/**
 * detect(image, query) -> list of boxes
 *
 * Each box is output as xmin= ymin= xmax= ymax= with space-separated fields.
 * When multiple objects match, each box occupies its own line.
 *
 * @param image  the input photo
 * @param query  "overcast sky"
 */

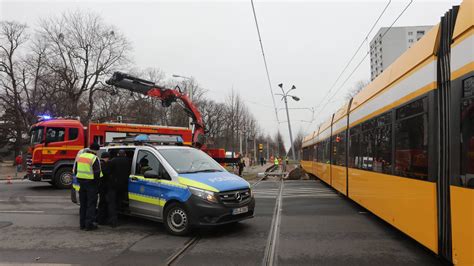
xmin=0 ymin=0 xmax=461 ymax=150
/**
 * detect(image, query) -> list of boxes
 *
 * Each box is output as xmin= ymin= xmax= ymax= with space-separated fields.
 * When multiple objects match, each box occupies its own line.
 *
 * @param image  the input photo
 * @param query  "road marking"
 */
xmin=263 ymin=178 xmax=284 ymax=266
xmin=253 ymin=185 xmax=338 ymax=199
xmin=0 ymin=210 xmax=44 ymax=213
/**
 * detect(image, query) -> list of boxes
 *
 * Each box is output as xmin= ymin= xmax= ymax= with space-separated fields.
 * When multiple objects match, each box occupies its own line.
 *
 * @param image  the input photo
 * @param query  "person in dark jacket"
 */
xmin=74 ymin=143 xmax=102 ymax=231
xmin=107 ymin=149 xmax=132 ymax=227
xmin=237 ymin=155 xmax=245 ymax=177
xmin=97 ymin=152 xmax=111 ymax=225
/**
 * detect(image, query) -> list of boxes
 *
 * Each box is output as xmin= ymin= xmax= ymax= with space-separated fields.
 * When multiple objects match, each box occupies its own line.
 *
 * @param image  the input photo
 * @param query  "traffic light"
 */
xmin=258 ymin=143 xmax=263 ymax=152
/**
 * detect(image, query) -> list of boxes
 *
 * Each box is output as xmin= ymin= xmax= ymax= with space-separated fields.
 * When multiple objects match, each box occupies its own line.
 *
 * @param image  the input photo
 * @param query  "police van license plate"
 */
xmin=232 ymin=206 xmax=248 ymax=215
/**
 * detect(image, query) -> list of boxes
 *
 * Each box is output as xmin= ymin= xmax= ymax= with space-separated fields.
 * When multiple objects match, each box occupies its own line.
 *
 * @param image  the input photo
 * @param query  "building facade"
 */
xmin=370 ymin=26 xmax=433 ymax=80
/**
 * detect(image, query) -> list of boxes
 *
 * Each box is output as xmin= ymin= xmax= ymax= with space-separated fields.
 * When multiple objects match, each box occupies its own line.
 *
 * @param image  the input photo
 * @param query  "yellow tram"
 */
xmin=301 ymin=1 xmax=473 ymax=264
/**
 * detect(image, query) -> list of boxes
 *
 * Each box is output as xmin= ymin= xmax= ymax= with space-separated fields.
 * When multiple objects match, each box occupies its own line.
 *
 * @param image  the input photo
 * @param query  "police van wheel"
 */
xmin=54 ymin=167 xmax=73 ymax=189
xmin=164 ymin=203 xmax=190 ymax=236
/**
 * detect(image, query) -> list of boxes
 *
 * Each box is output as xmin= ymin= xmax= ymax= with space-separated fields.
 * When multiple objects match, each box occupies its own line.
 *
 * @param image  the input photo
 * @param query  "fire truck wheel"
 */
xmin=54 ymin=167 xmax=73 ymax=189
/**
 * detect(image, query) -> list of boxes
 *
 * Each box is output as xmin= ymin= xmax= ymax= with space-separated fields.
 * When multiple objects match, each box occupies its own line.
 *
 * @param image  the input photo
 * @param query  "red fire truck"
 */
xmin=27 ymin=118 xmax=193 ymax=188
xmin=27 ymin=72 xmax=235 ymax=188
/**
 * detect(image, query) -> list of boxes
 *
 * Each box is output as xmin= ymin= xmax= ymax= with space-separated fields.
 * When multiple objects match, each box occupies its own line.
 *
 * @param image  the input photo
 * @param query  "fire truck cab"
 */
xmin=28 ymin=119 xmax=85 ymax=188
xmin=27 ymin=117 xmax=193 ymax=188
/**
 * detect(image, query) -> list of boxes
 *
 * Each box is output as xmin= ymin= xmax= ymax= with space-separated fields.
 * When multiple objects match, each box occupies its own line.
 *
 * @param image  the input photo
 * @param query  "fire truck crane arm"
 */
xmin=105 ymin=72 xmax=206 ymax=148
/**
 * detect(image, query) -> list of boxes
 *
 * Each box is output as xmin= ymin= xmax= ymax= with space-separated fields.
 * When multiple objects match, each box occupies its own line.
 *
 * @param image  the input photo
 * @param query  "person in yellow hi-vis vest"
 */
xmin=74 ymin=143 xmax=103 ymax=231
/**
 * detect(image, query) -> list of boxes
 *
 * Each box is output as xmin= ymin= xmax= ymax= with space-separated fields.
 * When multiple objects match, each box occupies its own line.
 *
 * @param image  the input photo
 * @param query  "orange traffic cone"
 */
xmin=7 ymin=175 xmax=12 ymax=184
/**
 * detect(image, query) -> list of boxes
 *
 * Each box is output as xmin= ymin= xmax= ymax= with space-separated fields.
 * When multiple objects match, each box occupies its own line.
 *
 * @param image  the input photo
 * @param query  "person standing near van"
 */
xmin=108 ymin=149 xmax=132 ymax=227
xmin=97 ymin=152 xmax=111 ymax=225
xmin=74 ymin=143 xmax=102 ymax=231
xmin=237 ymin=155 xmax=245 ymax=177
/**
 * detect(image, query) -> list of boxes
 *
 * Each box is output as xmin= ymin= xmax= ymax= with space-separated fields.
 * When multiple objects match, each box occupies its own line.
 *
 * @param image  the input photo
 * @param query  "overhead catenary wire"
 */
xmin=320 ymin=0 xmax=414 ymax=113
xmin=313 ymin=0 xmax=392 ymax=115
xmin=309 ymin=0 xmax=414 ymax=132
xmin=250 ymin=0 xmax=280 ymax=124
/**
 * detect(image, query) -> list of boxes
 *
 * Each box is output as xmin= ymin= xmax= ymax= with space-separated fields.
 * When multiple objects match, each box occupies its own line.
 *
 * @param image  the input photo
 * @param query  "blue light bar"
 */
xmin=134 ymin=134 xmax=150 ymax=142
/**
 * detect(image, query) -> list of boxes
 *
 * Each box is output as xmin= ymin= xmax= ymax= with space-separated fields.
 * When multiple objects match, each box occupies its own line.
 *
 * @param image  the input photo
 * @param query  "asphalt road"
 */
xmin=0 ymin=179 xmax=442 ymax=265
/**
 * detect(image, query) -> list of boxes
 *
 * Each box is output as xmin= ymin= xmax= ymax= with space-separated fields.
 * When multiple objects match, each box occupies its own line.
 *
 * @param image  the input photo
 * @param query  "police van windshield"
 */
xmin=159 ymin=148 xmax=224 ymax=174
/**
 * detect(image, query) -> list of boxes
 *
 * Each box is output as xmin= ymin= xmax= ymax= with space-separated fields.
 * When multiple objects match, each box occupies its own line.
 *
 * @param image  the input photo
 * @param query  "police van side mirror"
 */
xmin=144 ymin=170 xmax=159 ymax=179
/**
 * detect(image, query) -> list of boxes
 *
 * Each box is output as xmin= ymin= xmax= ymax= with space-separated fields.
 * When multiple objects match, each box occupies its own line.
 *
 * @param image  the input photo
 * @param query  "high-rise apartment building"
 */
xmin=370 ymin=26 xmax=433 ymax=80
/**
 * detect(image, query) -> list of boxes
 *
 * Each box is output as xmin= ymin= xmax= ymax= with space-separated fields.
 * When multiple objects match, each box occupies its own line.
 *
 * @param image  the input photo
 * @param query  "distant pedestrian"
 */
xmin=237 ymin=155 xmax=245 ymax=177
xmin=108 ymin=149 xmax=132 ymax=227
xmin=260 ymin=157 xmax=264 ymax=166
xmin=74 ymin=143 xmax=102 ymax=231
xmin=15 ymin=153 xmax=23 ymax=172
xmin=97 ymin=152 xmax=111 ymax=225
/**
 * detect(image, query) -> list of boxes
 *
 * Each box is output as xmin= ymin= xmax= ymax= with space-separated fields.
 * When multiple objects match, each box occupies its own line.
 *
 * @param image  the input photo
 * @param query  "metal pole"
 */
xmin=266 ymin=139 xmax=269 ymax=161
xmin=245 ymin=131 xmax=248 ymax=157
xmin=239 ymin=130 xmax=243 ymax=155
xmin=253 ymin=136 xmax=257 ymax=165
xmin=284 ymin=96 xmax=296 ymax=161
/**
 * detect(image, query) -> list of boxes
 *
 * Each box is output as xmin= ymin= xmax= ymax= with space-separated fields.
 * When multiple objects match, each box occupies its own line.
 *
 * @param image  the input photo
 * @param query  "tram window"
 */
xmin=374 ymin=124 xmax=392 ymax=174
xmin=325 ymin=139 xmax=331 ymax=164
xmin=313 ymin=145 xmax=317 ymax=162
xmin=396 ymin=97 xmax=427 ymax=119
xmin=395 ymin=98 xmax=428 ymax=180
xmin=316 ymin=142 xmax=324 ymax=163
xmin=320 ymin=141 xmax=325 ymax=163
xmin=349 ymin=125 xmax=361 ymax=168
xmin=319 ymin=139 xmax=330 ymax=164
xmin=461 ymin=77 xmax=474 ymax=188
xmin=360 ymin=128 xmax=375 ymax=170
xmin=349 ymin=132 xmax=360 ymax=168
xmin=332 ymin=132 xmax=346 ymax=166
xmin=463 ymin=76 xmax=474 ymax=97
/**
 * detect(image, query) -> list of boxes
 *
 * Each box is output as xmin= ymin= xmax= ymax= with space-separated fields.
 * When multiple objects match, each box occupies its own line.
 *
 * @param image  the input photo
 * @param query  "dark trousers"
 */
xmin=106 ymin=187 xmax=118 ymax=225
xmin=97 ymin=185 xmax=108 ymax=224
xmin=78 ymin=179 xmax=98 ymax=229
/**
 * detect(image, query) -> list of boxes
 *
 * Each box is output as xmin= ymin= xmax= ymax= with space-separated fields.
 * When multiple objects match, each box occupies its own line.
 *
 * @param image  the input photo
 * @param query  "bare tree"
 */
xmin=37 ymin=10 xmax=130 ymax=121
xmin=345 ymin=79 xmax=369 ymax=100
xmin=0 ymin=21 xmax=29 ymax=156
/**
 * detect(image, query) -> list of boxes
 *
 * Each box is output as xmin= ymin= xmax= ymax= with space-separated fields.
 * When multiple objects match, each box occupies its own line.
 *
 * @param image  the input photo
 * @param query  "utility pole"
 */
xmin=253 ymin=136 xmax=257 ymax=165
xmin=266 ymin=139 xmax=269 ymax=160
xmin=276 ymin=84 xmax=300 ymax=161
xmin=245 ymin=130 xmax=248 ymax=157
xmin=239 ymin=130 xmax=243 ymax=155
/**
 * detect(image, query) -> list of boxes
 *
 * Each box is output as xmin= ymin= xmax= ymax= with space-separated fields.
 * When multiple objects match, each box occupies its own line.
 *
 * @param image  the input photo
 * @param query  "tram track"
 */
xmin=262 ymin=177 xmax=284 ymax=266
xmin=165 ymin=165 xmax=281 ymax=266
xmin=165 ymin=235 xmax=200 ymax=266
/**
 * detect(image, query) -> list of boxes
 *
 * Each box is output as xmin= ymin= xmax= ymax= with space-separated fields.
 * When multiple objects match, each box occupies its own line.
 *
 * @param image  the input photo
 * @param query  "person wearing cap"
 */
xmin=97 ymin=151 xmax=111 ymax=225
xmin=74 ymin=143 xmax=103 ymax=231
xmin=108 ymin=149 xmax=132 ymax=227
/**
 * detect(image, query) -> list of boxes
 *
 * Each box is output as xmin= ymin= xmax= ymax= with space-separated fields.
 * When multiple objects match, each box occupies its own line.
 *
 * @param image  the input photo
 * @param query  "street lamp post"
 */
xmin=276 ymin=83 xmax=300 ymax=161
